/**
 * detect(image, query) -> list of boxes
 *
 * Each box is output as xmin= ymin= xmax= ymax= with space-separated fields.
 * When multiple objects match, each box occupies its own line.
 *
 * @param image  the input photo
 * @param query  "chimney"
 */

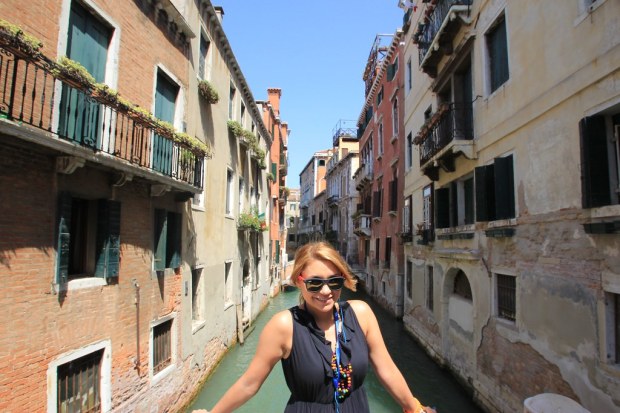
xmin=267 ymin=88 xmax=281 ymax=117
xmin=214 ymin=6 xmax=224 ymax=22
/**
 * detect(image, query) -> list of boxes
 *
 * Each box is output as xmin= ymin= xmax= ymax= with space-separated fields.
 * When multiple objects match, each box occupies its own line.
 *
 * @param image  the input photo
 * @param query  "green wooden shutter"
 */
xmin=166 ymin=212 xmax=182 ymax=269
xmin=275 ymin=240 xmax=280 ymax=264
xmin=435 ymin=187 xmax=450 ymax=229
xmin=579 ymin=116 xmax=610 ymax=208
xmin=154 ymin=208 xmax=167 ymax=271
xmin=56 ymin=192 xmax=72 ymax=284
xmin=153 ymin=72 xmax=178 ymax=175
xmin=95 ymin=200 xmax=121 ymax=279
xmin=475 ymin=165 xmax=495 ymax=221
xmin=59 ymin=2 xmax=109 ymax=147
xmin=494 ymin=155 xmax=515 ymax=219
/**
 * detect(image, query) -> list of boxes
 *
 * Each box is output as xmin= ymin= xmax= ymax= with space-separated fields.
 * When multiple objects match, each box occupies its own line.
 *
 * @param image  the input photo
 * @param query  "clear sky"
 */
xmin=216 ymin=1 xmax=404 ymax=187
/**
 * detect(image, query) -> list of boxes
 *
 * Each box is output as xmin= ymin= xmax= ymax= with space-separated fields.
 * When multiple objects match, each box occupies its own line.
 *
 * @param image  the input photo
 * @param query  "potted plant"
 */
xmin=266 ymin=172 xmax=275 ymax=182
xmin=0 ymin=19 xmax=43 ymax=59
xmin=52 ymin=56 xmax=96 ymax=90
xmin=198 ymin=79 xmax=219 ymax=104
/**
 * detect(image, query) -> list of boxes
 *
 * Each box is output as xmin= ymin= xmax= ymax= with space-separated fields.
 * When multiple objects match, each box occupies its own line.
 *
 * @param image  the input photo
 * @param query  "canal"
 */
xmin=186 ymin=288 xmax=483 ymax=412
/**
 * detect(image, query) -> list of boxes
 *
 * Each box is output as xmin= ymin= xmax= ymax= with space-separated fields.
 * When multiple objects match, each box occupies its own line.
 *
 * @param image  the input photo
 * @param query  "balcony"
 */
xmin=0 ymin=42 xmax=204 ymax=192
xmin=279 ymin=151 xmax=288 ymax=176
xmin=327 ymin=194 xmax=339 ymax=207
xmin=353 ymin=214 xmax=372 ymax=237
xmin=413 ymin=0 xmax=473 ymax=77
xmin=354 ymin=162 xmax=373 ymax=190
xmin=415 ymin=103 xmax=475 ymax=180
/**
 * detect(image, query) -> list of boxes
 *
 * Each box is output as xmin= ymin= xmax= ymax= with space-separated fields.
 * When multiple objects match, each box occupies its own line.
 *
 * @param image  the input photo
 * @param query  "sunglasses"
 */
xmin=298 ymin=275 xmax=345 ymax=292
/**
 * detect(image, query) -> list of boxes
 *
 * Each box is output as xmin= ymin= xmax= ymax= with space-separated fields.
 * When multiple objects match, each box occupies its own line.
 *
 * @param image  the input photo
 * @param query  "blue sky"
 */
xmin=216 ymin=1 xmax=404 ymax=187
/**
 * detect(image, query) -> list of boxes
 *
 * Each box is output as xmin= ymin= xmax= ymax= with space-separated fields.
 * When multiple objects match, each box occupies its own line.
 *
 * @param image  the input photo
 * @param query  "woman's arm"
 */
xmin=349 ymin=300 xmax=435 ymax=413
xmin=205 ymin=310 xmax=293 ymax=413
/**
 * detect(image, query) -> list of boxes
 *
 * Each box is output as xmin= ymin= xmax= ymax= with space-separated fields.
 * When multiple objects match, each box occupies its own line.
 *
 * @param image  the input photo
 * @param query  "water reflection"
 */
xmin=186 ymin=288 xmax=482 ymax=412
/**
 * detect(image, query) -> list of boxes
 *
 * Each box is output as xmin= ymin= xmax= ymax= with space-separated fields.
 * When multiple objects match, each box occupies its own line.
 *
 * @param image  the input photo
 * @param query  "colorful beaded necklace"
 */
xmin=331 ymin=305 xmax=353 ymax=412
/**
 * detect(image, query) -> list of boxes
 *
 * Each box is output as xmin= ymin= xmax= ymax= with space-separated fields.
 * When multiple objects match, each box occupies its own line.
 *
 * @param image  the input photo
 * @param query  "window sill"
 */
xmin=376 ymin=153 xmax=383 ymax=161
xmin=372 ymin=217 xmax=382 ymax=222
xmin=151 ymin=363 xmax=175 ymax=386
xmin=224 ymin=301 xmax=234 ymax=311
xmin=192 ymin=320 xmax=206 ymax=334
xmin=390 ymin=135 xmax=398 ymax=144
xmin=388 ymin=210 xmax=397 ymax=217
xmin=191 ymin=204 xmax=205 ymax=212
xmin=55 ymin=277 xmax=107 ymax=293
xmin=225 ymin=214 xmax=235 ymax=220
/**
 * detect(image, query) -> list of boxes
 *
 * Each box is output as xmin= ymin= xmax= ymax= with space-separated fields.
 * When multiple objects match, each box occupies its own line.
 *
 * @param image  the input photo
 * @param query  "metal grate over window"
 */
xmin=497 ymin=274 xmax=516 ymax=321
xmin=153 ymin=320 xmax=172 ymax=374
xmin=57 ymin=349 xmax=103 ymax=413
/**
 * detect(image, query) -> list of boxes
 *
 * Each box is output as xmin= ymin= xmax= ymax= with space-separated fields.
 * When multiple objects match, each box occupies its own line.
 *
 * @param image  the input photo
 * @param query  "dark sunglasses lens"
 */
xmin=305 ymin=279 xmax=324 ymax=292
xmin=327 ymin=277 xmax=345 ymax=290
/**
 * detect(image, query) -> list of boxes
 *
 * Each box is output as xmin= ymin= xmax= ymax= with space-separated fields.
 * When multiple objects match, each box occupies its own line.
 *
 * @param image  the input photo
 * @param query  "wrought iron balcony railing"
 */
xmin=353 ymin=214 xmax=372 ymax=237
xmin=415 ymin=0 xmax=472 ymax=76
xmin=0 ymin=43 xmax=204 ymax=189
xmin=416 ymin=103 xmax=473 ymax=166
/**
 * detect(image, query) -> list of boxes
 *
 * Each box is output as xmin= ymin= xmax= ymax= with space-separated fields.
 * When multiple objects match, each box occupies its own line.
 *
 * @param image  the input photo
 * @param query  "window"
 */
xmin=152 ymin=319 xmax=173 ymax=375
xmin=199 ymin=34 xmax=211 ymax=80
xmin=241 ymin=102 xmax=246 ymax=125
xmin=57 ymin=349 xmax=103 ymax=413
xmin=225 ymin=169 xmax=233 ymax=215
xmin=373 ymin=185 xmax=383 ymax=218
xmin=405 ymin=132 xmax=413 ymax=170
xmin=392 ymin=98 xmax=399 ymax=137
xmin=496 ymin=273 xmax=516 ymax=322
xmin=56 ymin=193 xmax=120 ymax=284
xmin=475 ymin=154 xmax=516 ymax=221
xmin=426 ymin=266 xmax=434 ymax=311
xmin=403 ymin=195 xmax=412 ymax=235
xmin=487 ymin=15 xmax=509 ymax=93
xmin=422 ymin=184 xmax=433 ymax=231
xmin=192 ymin=267 xmax=204 ymax=324
xmin=377 ymin=86 xmax=384 ymax=105
xmin=453 ymin=270 xmax=472 ymax=300
xmin=192 ymin=163 xmax=206 ymax=209
xmin=154 ymin=209 xmax=182 ymax=271
xmin=385 ymin=237 xmax=391 ymax=267
xmin=375 ymin=238 xmax=380 ymax=266
xmin=154 ymin=71 xmax=179 ymax=175
xmin=224 ymin=261 xmax=233 ymax=306
xmin=378 ymin=123 xmax=384 ymax=155
xmin=436 ymin=176 xmax=474 ymax=228
xmin=238 ymin=176 xmax=245 ymax=214
xmin=382 ymin=280 xmax=386 ymax=295
xmin=228 ymin=83 xmax=236 ymax=119
xmin=389 ymin=178 xmax=398 ymax=213
xmin=387 ymin=56 xmax=399 ymax=82
xmin=406 ymin=57 xmax=412 ymax=92
xmin=579 ymin=113 xmax=620 ymax=208
xmin=406 ymin=260 xmax=412 ymax=299
xmin=59 ymin=1 xmax=111 ymax=146
xmin=604 ymin=292 xmax=620 ymax=364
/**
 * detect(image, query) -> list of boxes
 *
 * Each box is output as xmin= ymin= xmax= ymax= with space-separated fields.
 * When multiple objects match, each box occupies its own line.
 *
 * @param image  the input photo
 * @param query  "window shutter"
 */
xmin=154 ymin=209 xmax=167 ymax=271
xmin=167 ymin=212 xmax=182 ymax=269
xmin=494 ymin=155 xmax=515 ymax=219
xmin=56 ymin=192 xmax=72 ymax=284
xmin=475 ymin=165 xmax=495 ymax=221
xmin=271 ymin=162 xmax=277 ymax=178
xmin=95 ymin=199 xmax=121 ymax=279
xmin=276 ymin=240 xmax=280 ymax=264
xmin=435 ymin=187 xmax=450 ymax=229
xmin=579 ymin=116 xmax=610 ymax=208
xmin=450 ymin=182 xmax=458 ymax=227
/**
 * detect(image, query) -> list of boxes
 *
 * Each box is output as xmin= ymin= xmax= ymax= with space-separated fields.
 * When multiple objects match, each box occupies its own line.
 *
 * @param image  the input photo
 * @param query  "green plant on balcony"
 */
xmin=52 ymin=56 xmax=96 ymax=89
xmin=280 ymin=186 xmax=290 ymax=198
xmin=198 ymin=79 xmax=219 ymax=104
xmin=238 ymin=207 xmax=267 ymax=232
xmin=0 ymin=19 xmax=43 ymax=59
xmin=266 ymin=172 xmax=275 ymax=182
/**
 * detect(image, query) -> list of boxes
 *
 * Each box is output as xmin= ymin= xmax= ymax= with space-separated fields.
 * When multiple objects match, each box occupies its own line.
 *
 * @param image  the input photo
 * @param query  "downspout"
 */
xmin=132 ymin=279 xmax=140 ymax=371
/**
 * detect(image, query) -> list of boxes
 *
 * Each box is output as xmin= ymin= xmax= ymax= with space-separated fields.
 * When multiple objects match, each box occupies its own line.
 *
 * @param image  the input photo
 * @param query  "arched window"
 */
xmin=453 ymin=269 xmax=472 ymax=300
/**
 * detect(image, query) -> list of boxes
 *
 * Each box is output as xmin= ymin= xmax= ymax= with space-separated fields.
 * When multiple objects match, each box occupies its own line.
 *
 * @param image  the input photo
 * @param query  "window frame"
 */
xmin=225 ymin=168 xmax=234 ymax=216
xmin=486 ymin=14 xmax=510 ymax=94
xmin=495 ymin=273 xmax=516 ymax=323
xmin=150 ymin=313 xmax=176 ymax=382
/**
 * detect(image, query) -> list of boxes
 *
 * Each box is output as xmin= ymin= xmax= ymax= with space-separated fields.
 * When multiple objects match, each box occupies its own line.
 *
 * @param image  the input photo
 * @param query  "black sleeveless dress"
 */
xmin=281 ymin=302 xmax=370 ymax=412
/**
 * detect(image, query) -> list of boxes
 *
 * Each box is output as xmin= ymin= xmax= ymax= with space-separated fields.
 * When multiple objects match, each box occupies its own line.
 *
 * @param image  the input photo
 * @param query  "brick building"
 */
xmin=0 ymin=0 xmax=272 ymax=411
xmin=353 ymin=31 xmax=406 ymax=317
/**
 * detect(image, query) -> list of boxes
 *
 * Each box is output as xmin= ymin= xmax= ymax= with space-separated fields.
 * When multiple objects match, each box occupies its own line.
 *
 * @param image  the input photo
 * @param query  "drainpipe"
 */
xmin=132 ymin=279 xmax=140 ymax=370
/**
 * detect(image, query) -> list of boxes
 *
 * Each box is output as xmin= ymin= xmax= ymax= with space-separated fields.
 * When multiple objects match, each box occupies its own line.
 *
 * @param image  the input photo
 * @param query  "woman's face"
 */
xmin=297 ymin=258 xmax=343 ymax=314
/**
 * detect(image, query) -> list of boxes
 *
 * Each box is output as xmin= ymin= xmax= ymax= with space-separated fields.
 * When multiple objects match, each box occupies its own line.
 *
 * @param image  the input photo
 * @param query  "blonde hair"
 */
xmin=290 ymin=241 xmax=357 ymax=293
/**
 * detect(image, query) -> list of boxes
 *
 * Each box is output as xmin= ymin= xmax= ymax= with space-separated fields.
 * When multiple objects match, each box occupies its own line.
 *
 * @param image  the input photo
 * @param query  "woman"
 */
xmin=195 ymin=241 xmax=435 ymax=413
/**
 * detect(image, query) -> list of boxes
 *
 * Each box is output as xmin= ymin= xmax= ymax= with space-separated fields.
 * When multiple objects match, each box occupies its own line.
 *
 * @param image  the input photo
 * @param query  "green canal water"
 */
xmin=186 ymin=288 xmax=483 ymax=413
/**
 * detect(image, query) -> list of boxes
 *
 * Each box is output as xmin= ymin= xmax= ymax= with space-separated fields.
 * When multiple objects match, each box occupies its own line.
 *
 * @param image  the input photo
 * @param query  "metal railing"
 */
xmin=418 ymin=0 xmax=472 ymax=65
xmin=0 ymin=44 xmax=204 ymax=188
xmin=418 ymin=103 xmax=473 ymax=165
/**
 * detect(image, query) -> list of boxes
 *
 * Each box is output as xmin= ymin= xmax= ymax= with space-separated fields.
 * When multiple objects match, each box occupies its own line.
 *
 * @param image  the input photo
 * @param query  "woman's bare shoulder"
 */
xmin=263 ymin=309 xmax=293 ymax=335
xmin=346 ymin=299 xmax=372 ymax=314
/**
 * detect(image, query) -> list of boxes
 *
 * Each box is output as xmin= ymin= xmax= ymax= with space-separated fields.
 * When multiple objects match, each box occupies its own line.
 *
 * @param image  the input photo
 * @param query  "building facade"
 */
xmin=400 ymin=0 xmax=620 ymax=412
xmin=298 ymin=149 xmax=331 ymax=244
xmin=354 ymin=32 xmax=406 ymax=317
xmin=0 ymin=0 xmax=273 ymax=411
